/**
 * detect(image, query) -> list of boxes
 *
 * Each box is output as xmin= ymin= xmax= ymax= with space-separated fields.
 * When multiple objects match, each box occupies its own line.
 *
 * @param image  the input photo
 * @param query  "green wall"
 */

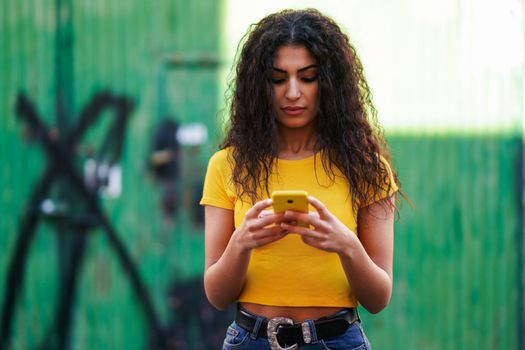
xmin=0 ymin=1 xmax=522 ymax=349
xmin=1 ymin=1 xmax=224 ymax=348
xmin=362 ymin=134 xmax=522 ymax=349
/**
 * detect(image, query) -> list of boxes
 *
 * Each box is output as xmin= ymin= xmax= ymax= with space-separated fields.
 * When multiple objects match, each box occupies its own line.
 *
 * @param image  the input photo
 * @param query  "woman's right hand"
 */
xmin=204 ymin=198 xmax=287 ymax=309
xmin=232 ymin=198 xmax=288 ymax=251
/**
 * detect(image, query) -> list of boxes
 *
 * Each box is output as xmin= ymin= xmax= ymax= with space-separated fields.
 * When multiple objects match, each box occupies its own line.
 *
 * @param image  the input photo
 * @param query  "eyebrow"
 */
xmin=272 ymin=64 xmax=317 ymax=73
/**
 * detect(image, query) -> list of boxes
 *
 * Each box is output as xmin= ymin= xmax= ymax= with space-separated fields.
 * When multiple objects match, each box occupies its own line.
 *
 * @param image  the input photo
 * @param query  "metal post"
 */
xmin=55 ymin=0 xmax=74 ymax=128
xmin=518 ymin=0 xmax=525 ymax=350
xmin=53 ymin=1 xmax=80 ymax=348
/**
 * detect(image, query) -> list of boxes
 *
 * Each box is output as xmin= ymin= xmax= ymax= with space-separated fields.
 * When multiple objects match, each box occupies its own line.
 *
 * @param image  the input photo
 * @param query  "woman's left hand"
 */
xmin=280 ymin=196 xmax=357 ymax=255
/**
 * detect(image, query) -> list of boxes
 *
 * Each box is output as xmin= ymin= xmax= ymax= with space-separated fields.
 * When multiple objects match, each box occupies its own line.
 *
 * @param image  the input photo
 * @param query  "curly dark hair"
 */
xmin=221 ymin=8 xmax=400 ymax=210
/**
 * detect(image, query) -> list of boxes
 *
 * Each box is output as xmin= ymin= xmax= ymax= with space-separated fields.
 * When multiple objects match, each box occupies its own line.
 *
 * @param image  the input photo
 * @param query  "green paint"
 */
xmin=0 ymin=0 xmax=522 ymax=349
xmin=360 ymin=134 xmax=521 ymax=350
xmin=54 ymin=0 xmax=75 ymax=127
xmin=1 ymin=0 xmax=222 ymax=348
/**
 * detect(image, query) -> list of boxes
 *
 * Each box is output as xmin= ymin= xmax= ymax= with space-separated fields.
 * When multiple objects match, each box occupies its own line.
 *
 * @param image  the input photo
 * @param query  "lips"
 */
xmin=282 ymin=106 xmax=306 ymax=115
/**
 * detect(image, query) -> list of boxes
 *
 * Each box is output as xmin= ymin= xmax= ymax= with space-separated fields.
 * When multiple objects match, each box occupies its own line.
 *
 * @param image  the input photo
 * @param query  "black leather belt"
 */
xmin=235 ymin=306 xmax=358 ymax=346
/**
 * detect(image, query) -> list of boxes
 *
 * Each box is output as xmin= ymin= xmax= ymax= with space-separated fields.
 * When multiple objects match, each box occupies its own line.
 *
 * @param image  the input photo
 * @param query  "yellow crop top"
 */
xmin=200 ymin=148 xmax=398 ymax=307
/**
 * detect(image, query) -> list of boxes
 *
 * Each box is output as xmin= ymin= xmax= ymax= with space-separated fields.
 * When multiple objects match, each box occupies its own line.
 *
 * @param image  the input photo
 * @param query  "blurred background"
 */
xmin=0 ymin=0 xmax=523 ymax=349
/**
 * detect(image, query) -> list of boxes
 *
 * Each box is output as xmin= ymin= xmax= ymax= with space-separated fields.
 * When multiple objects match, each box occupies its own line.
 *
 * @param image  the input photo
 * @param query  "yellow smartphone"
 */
xmin=271 ymin=190 xmax=309 ymax=227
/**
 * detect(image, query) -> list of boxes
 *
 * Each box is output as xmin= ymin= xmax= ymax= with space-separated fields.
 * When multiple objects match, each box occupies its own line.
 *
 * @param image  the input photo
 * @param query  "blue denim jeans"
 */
xmin=222 ymin=319 xmax=372 ymax=350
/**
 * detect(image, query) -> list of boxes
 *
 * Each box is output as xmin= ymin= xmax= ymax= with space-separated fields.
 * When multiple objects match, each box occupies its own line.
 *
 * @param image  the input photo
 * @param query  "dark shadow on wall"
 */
xmin=148 ymin=118 xmax=205 ymax=229
xmin=166 ymin=278 xmax=235 ymax=349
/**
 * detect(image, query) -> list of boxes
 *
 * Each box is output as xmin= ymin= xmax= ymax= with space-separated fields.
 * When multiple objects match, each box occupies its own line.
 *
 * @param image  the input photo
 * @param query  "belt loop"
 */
xmin=355 ymin=308 xmax=361 ymax=323
xmin=306 ymin=319 xmax=318 ymax=344
xmin=250 ymin=315 xmax=265 ymax=340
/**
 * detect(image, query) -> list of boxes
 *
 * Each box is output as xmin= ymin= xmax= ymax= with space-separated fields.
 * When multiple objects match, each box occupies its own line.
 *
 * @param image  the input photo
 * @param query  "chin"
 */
xmin=278 ymin=119 xmax=316 ymax=130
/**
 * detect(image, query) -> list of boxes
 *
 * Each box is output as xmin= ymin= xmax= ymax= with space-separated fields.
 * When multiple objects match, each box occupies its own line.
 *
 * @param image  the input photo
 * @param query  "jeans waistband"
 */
xmin=235 ymin=306 xmax=359 ymax=345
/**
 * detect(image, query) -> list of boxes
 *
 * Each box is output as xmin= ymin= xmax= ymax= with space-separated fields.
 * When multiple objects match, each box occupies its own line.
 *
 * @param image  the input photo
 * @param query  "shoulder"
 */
xmin=208 ymin=147 xmax=233 ymax=165
xmin=378 ymin=155 xmax=394 ymax=173
xmin=377 ymin=154 xmax=399 ymax=193
xmin=201 ymin=148 xmax=237 ymax=208
xmin=205 ymin=147 xmax=236 ymax=175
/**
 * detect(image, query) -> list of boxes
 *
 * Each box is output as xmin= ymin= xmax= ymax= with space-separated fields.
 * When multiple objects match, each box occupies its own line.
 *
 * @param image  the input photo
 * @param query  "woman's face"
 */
xmin=271 ymin=45 xmax=319 ymax=130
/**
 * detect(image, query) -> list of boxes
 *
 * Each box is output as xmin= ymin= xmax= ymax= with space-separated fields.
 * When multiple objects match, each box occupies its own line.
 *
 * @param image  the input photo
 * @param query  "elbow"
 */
xmin=205 ymin=291 xmax=230 ymax=311
xmin=362 ymin=291 xmax=392 ymax=314
xmin=207 ymin=299 xmax=229 ymax=311
xmin=203 ymin=274 xmax=233 ymax=311
xmin=364 ymin=303 xmax=388 ymax=314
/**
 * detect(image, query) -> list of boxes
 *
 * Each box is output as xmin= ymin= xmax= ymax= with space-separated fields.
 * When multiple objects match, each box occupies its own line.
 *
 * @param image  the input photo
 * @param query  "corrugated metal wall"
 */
xmin=1 ymin=0 xmax=524 ymax=349
xmin=1 ymin=1 xmax=226 ymax=349
xmin=365 ymin=134 xmax=522 ymax=349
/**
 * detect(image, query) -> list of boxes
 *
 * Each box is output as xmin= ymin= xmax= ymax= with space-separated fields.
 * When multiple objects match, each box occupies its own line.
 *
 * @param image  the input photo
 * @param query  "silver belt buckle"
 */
xmin=267 ymin=317 xmax=298 ymax=350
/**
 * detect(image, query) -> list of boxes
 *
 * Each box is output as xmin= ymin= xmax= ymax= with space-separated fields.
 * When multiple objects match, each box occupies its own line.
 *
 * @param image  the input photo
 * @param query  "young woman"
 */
xmin=200 ymin=9 xmax=400 ymax=350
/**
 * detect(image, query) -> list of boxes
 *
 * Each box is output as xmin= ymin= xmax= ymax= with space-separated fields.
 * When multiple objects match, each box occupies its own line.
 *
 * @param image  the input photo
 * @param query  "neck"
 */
xmin=277 ymin=125 xmax=317 ymax=160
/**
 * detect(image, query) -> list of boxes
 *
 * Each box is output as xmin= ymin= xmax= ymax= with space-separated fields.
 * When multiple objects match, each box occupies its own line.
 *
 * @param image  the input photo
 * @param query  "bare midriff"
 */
xmin=240 ymin=302 xmax=347 ymax=322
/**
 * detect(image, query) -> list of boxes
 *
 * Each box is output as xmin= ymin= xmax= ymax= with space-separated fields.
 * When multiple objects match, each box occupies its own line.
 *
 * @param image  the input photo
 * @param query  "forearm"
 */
xmin=204 ymin=231 xmax=251 ymax=310
xmin=338 ymin=240 xmax=392 ymax=314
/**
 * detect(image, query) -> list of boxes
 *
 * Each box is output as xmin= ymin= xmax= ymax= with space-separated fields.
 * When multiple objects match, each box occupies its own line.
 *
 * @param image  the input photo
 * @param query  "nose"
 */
xmin=285 ymin=78 xmax=301 ymax=100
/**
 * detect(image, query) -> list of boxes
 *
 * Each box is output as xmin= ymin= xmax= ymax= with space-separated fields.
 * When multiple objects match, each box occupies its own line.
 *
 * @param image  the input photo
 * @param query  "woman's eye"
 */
xmin=302 ymin=75 xmax=318 ymax=83
xmin=271 ymin=78 xmax=286 ymax=84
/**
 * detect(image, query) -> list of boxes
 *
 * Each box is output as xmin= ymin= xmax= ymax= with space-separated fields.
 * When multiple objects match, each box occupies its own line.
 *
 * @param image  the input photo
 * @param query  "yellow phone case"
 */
xmin=271 ymin=190 xmax=308 ymax=213
xmin=272 ymin=190 xmax=309 ymax=227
